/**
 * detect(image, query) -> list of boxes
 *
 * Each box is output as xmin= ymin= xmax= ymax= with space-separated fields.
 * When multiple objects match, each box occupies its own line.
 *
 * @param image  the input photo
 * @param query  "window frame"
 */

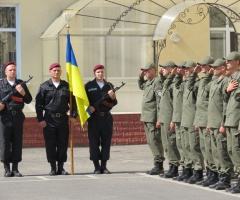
xmin=0 ymin=4 xmax=20 ymax=78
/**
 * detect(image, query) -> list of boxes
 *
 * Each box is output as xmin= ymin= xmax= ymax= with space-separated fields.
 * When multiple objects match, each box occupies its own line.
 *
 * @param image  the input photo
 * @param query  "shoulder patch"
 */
xmin=155 ymin=87 xmax=162 ymax=97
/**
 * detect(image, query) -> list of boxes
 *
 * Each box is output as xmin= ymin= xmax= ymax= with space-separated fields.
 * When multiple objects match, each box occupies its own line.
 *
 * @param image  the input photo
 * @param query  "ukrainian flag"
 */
xmin=66 ymin=34 xmax=90 ymax=127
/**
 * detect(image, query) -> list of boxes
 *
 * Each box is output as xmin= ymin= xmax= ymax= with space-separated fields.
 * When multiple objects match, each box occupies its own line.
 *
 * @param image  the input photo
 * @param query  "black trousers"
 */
xmin=0 ymin=111 xmax=25 ymax=163
xmin=87 ymin=112 xmax=113 ymax=161
xmin=43 ymin=113 xmax=69 ymax=163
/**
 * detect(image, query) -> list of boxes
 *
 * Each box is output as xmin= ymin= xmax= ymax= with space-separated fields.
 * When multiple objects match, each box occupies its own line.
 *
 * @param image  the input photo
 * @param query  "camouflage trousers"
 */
xmin=144 ymin=122 xmax=165 ymax=163
xmin=160 ymin=123 xmax=180 ymax=166
xmin=175 ymin=123 xmax=185 ymax=167
xmin=199 ymin=127 xmax=216 ymax=172
xmin=210 ymin=128 xmax=233 ymax=175
xmin=185 ymin=126 xmax=204 ymax=170
xmin=226 ymin=126 xmax=240 ymax=174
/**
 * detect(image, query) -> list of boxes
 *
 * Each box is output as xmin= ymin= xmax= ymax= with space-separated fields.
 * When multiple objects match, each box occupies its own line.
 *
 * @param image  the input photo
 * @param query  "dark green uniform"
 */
xmin=207 ymin=76 xmax=233 ymax=176
xmin=158 ymin=75 xmax=180 ymax=167
xmin=139 ymin=76 xmax=165 ymax=165
xmin=189 ymin=73 xmax=214 ymax=174
xmin=172 ymin=74 xmax=185 ymax=167
xmin=224 ymin=71 xmax=240 ymax=174
xmin=181 ymin=76 xmax=204 ymax=171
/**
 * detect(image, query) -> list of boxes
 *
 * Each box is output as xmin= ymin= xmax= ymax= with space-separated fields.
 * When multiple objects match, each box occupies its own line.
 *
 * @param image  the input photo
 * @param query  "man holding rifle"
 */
xmin=85 ymin=64 xmax=117 ymax=174
xmin=0 ymin=61 xmax=32 ymax=177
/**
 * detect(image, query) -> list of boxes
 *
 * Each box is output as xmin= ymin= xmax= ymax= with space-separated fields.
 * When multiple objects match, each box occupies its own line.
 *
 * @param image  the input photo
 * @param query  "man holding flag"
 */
xmin=85 ymin=64 xmax=118 ymax=174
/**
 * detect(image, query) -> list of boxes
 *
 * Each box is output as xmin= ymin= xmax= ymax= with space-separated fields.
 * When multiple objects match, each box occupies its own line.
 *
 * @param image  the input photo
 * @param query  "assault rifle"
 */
xmin=94 ymin=82 xmax=126 ymax=107
xmin=1 ymin=75 xmax=33 ymax=104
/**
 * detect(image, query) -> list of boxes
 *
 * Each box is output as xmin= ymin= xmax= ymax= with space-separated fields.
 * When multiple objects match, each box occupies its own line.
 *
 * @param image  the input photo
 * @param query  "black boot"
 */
xmin=214 ymin=174 xmax=231 ymax=190
xmin=160 ymin=165 xmax=172 ymax=177
xmin=179 ymin=168 xmax=193 ymax=182
xmin=57 ymin=162 xmax=68 ymax=175
xmin=12 ymin=162 xmax=22 ymax=177
xmin=196 ymin=169 xmax=212 ymax=186
xmin=188 ymin=170 xmax=203 ymax=184
xmin=49 ymin=162 xmax=56 ymax=176
xmin=101 ymin=160 xmax=111 ymax=174
xmin=3 ymin=162 xmax=11 ymax=177
xmin=173 ymin=167 xmax=184 ymax=181
xmin=202 ymin=171 xmax=219 ymax=187
xmin=93 ymin=160 xmax=101 ymax=174
xmin=231 ymin=179 xmax=240 ymax=194
xmin=148 ymin=162 xmax=164 ymax=175
xmin=164 ymin=165 xmax=178 ymax=178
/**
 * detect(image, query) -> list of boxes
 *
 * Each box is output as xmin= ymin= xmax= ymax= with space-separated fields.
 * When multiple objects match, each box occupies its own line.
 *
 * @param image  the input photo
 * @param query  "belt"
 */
xmin=6 ymin=110 xmax=22 ymax=115
xmin=97 ymin=111 xmax=110 ymax=117
xmin=48 ymin=112 xmax=66 ymax=118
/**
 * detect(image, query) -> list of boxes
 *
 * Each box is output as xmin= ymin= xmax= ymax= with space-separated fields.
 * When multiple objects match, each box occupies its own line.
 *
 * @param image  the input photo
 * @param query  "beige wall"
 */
xmin=159 ymin=5 xmax=210 ymax=65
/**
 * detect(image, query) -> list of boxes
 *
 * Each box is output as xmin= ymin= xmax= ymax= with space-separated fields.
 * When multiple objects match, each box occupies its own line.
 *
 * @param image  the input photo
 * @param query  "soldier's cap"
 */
xmin=49 ymin=63 xmax=61 ymax=70
xmin=176 ymin=61 xmax=187 ymax=67
xmin=159 ymin=61 xmax=176 ymax=68
xmin=210 ymin=58 xmax=226 ymax=67
xmin=141 ymin=62 xmax=156 ymax=70
xmin=93 ymin=64 xmax=104 ymax=72
xmin=223 ymin=51 xmax=240 ymax=61
xmin=4 ymin=61 xmax=16 ymax=69
xmin=183 ymin=61 xmax=197 ymax=68
xmin=197 ymin=56 xmax=215 ymax=65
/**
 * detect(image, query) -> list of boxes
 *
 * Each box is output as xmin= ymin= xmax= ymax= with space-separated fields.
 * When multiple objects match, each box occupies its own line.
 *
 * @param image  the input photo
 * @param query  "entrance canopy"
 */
xmin=41 ymin=0 xmax=240 ymax=40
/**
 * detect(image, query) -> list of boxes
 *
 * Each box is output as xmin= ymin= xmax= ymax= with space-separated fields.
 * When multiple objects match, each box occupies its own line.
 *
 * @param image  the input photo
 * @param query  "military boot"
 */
xmin=164 ymin=165 xmax=178 ymax=178
xmin=12 ymin=162 xmax=23 ymax=177
xmin=202 ymin=171 xmax=219 ymax=187
xmin=148 ymin=162 xmax=164 ymax=175
xmin=179 ymin=168 xmax=193 ymax=182
xmin=101 ymin=160 xmax=111 ymax=174
xmin=57 ymin=162 xmax=68 ymax=175
xmin=49 ymin=162 xmax=57 ymax=176
xmin=231 ymin=179 xmax=240 ymax=194
xmin=159 ymin=165 xmax=172 ymax=177
xmin=173 ymin=167 xmax=184 ymax=181
xmin=188 ymin=170 xmax=203 ymax=184
xmin=3 ymin=162 xmax=11 ymax=177
xmin=196 ymin=168 xmax=212 ymax=186
xmin=225 ymin=178 xmax=239 ymax=193
xmin=93 ymin=160 xmax=101 ymax=174
xmin=214 ymin=174 xmax=231 ymax=190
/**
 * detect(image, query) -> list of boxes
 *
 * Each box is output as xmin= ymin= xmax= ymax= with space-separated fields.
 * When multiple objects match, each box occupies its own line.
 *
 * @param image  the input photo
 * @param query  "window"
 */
xmin=209 ymin=7 xmax=236 ymax=59
xmin=0 ymin=6 xmax=17 ymax=78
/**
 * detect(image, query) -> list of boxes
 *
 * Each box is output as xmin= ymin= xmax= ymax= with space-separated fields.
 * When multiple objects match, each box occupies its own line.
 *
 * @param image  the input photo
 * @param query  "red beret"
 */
xmin=49 ymin=63 xmax=61 ymax=70
xmin=93 ymin=64 xmax=104 ymax=72
xmin=4 ymin=61 xmax=16 ymax=69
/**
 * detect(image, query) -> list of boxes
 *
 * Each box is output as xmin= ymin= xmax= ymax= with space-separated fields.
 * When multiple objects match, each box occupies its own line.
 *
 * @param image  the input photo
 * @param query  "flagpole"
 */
xmin=65 ymin=13 xmax=74 ymax=175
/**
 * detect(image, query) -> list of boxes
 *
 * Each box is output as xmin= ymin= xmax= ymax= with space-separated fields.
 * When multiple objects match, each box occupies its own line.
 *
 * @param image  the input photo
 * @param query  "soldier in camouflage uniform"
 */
xmin=202 ymin=58 xmax=234 ymax=189
xmin=170 ymin=61 xmax=188 ymax=181
xmin=138 ymin=62 xmax=165 ymax=175
xmin=181 ymin=61 xmax=204 ymax=184
xmin=158 ymin=61 xmax=181 ymax=178
xmin=188 ymin=56 xmax=215 ymax=185
xmin=222 ymin=52 xmax=240 ymax=194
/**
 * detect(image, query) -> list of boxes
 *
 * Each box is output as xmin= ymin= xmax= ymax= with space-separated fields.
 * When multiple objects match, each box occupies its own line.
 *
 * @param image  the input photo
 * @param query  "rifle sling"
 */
xmin=11 ymin=96 xmax=23 ymax=102
xmin=102 ymin=100 xmax=113 ymax=108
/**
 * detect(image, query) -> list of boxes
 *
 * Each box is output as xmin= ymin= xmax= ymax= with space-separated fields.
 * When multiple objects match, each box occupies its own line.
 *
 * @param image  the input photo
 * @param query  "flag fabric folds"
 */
xmin=66 ymin=34 xmax=90 ymax=127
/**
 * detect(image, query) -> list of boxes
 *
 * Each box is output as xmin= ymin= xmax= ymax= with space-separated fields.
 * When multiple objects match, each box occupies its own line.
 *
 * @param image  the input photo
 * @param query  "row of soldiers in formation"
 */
xmin=139 ymin=51 xmax=240 ymax=194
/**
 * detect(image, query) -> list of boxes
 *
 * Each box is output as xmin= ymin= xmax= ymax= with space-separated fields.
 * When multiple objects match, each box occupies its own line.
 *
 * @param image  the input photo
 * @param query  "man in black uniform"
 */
xmin=85 ymin=64 xmax=117 ymax=174
xmin=35 ymin=63 xmax=77 ymax=176
xmin=0 ymin=61 xmax=32 ymax=177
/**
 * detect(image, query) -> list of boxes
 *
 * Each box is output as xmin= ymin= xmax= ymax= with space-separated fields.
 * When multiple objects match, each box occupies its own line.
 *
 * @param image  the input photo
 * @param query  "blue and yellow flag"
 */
xmin=66 ymin=34 xmax=90 ymax=127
